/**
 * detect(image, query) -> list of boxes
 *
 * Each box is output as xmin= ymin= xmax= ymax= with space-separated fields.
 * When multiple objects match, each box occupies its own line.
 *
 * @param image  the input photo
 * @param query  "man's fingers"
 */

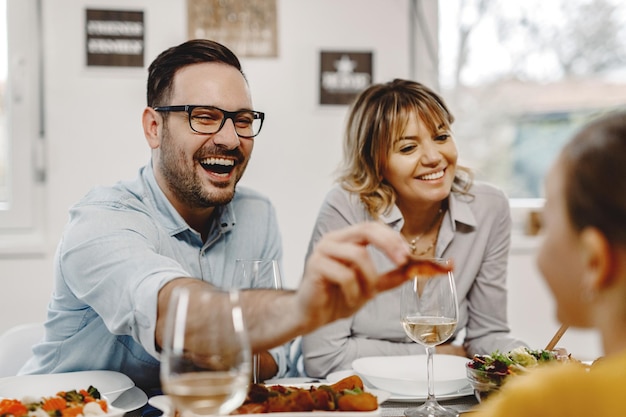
xmin=312 ymin=232 xmax=381 ymax=295
xmin=325 ymin=222 xmax=410 ymax=266
xmin=307 ymin=252 xmax=362 ymax=302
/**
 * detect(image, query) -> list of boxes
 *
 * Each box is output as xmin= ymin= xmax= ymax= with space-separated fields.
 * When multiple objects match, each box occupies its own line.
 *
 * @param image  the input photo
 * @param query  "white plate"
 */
xmin=352 ymin=355 xmax=468 ymax=397
xmin=110 ymin=386 xmax=148 ymax=412
xmin=0 ymin=394 xmax=126 ymax=417
xmin=149 ymin=383 xmax=390 ymax=417
xmin=265 ymin=377 xmax=325 ymax=385
xmin=327 ymin=369 xmax=473 ymax=403
xmin=0 ymin=370 xmax=135 ymax=402
xmin=102 ymin=405 xmax=125 ymax=417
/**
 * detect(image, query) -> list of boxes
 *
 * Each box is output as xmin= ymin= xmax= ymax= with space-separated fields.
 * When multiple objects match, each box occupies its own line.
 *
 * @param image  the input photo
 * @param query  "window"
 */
xmin=0 ymin=0 xmax=44 ymax=248
xmin=438 ymin=0 xmax=626 ymax=203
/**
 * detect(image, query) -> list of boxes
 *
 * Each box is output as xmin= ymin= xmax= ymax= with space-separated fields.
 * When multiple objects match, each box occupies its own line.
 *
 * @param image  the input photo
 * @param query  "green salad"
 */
xmin=467 ymin=347 xmax=561 ymax=386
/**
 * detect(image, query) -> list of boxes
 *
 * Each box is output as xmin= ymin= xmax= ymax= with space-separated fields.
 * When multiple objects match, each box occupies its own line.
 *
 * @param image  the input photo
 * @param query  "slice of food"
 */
xmin=403 ymin=257 xmax=454 ymax=277
xmin=231 ymin=374 xmax=378 ymax=414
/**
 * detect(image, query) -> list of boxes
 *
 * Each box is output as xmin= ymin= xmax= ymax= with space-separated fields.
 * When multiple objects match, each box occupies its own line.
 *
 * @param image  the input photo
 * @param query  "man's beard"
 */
xmin=158 ymin=127 xmax=247 ymax=209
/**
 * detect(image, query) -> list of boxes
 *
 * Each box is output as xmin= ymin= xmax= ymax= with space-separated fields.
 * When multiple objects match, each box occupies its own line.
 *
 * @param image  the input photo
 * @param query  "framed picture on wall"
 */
xmin=187 ymin=0 xmax=278 ymax=58
xmin=319 ymin=51 xmax=372 ymax=105
xmin=85 ymin=9 xmax=144 ymax=67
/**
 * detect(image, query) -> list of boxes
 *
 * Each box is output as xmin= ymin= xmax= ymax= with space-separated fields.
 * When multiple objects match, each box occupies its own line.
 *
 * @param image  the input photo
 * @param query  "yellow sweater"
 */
xmin=472 ymin=350 xmax=626 ymax=417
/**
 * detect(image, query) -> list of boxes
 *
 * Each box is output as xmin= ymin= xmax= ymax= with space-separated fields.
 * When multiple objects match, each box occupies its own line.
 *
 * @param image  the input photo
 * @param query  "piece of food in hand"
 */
xmin=377 ymin=258 xmax=454 ymax=292
xmin=404 ymin=257 xmax=453 ymax=277
xmin=0 ymin=386 xmax=108 ymax=417
xmin=231 ymin=375 xmax=378 ymax=414
xmin=390 ymin=257 xmax=454 ymax=282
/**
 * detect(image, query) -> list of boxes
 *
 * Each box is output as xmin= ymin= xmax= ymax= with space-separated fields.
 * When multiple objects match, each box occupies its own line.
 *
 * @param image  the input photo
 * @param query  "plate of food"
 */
xmin=0 ymin=385 xmax=125 ymax=417
xmin=0 ymin=370 xmax=135 ymax=402
xmin=149 ymin=374 xmax=390 ymax=416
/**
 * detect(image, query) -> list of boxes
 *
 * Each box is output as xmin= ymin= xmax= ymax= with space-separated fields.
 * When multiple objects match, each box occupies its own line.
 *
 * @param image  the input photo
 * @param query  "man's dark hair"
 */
xmin=146 ymin=39 xmax=244 ymax=107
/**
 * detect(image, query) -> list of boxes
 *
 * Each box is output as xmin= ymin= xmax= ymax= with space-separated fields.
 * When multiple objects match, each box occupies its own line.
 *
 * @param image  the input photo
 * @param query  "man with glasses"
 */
xmin=20 ymin=39 xmax=426 ymax=391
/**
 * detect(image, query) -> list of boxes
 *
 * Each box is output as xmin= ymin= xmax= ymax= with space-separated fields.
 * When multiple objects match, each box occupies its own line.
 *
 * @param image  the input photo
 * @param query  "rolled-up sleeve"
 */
xmin=60 ymin=201 xmax=190 ymax=359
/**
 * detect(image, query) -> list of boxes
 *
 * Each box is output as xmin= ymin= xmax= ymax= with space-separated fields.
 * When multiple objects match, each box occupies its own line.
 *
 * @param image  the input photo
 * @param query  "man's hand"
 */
xmin=158 ymin=222 xmax=454 ymax=355
xmin=293 ymin=222 xmax=417 ymax=331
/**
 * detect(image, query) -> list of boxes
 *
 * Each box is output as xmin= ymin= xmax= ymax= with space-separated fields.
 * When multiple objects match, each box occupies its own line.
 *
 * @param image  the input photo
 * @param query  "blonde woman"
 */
xmin=302 ymin=79 xmax=526 ymax=378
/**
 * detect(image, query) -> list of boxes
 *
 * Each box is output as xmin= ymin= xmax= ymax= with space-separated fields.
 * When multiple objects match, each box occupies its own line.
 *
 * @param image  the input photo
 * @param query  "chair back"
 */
xmin=0 ymin=322 xmax=44 ymax=377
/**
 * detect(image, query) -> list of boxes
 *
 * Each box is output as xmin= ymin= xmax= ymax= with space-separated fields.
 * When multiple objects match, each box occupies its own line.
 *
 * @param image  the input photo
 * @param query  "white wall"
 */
xmin=232 ymin=0 xmax=414 ymax=284
xmin=0 ymin=0 xmax=413 ymax=325
xmin=507 ymin=243 xmax=602 ymax=361
xmin=0 ymin=0 xmax=603 ymax=361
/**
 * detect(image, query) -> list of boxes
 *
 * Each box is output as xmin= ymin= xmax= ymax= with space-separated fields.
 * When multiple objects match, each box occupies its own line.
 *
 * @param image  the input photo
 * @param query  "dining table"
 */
xmin=122 ymin=388 xmax=479 ymax=417
xmin=124 ymin=400 xmax=478 ymax=417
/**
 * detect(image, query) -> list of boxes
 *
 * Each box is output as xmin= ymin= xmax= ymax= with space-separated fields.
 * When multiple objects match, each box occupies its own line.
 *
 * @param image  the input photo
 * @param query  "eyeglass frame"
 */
xmin=152 ymin=104 xmax=265 ymax=138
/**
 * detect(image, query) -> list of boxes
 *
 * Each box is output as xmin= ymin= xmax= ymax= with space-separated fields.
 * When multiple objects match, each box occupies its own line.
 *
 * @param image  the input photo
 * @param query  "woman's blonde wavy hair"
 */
xmin=338 ymin=79 xmax=473 ymax=219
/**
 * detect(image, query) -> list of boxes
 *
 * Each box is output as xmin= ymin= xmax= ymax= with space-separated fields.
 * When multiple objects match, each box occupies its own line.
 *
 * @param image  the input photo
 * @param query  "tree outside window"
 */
xmin=439 ymin=0 xmax=626 ymax=200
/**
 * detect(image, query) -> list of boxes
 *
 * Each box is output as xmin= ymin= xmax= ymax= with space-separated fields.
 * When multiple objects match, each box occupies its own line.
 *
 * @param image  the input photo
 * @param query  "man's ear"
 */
xmin=580 ymin=227 xmax=614 ymax=290
xmin=142 ymin=107 xmax=161 ymax=149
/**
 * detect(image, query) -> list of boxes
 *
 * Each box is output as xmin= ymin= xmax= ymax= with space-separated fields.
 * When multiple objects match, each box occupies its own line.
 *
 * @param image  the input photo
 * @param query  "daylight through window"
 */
xmin=438 ymin=0 xmax=626 ymax=201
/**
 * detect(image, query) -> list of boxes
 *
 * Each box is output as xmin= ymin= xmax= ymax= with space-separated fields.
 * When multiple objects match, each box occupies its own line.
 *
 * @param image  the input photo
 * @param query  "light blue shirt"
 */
xmin=21 ymin=162 xmax=289 ymax=390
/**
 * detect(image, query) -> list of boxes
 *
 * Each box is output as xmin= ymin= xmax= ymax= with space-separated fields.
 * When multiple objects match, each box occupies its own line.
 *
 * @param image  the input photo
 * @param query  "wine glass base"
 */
xmin=404 ymin=400 xmax=459 ymax=417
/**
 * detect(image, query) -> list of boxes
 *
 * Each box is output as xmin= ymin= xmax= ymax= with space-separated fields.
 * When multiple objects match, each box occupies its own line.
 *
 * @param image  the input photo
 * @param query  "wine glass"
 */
xmin=160 ymin=286 xmax=251 ymax=416
xmin=232 ymin=259 xmax=283 ymax=383
xmin=400 ymin=258 xmax=459 ymax=417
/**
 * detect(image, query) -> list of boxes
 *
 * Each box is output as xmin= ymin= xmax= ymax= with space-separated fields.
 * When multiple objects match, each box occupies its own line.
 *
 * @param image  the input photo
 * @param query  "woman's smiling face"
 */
xmin=382 ymin=112 xmax=458 ymax=206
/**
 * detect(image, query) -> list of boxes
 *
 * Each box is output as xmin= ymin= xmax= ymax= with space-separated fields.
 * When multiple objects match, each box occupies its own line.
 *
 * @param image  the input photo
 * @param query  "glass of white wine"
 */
xmin=400 ymin=258 xmax=459 ymax=417
xmin=160 ymin=286 xmax=251 ymax=416
xmin=232 ymin=259 xmax=283 ymax=383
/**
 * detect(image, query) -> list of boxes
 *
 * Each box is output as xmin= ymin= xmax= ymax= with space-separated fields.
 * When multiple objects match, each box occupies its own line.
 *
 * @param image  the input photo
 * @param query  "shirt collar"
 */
xmin=379 ymin=190 xmax=477 ymax=231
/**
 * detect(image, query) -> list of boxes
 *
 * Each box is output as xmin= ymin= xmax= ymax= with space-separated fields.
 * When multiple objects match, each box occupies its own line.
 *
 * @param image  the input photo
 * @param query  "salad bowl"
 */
xmin=465 ymin=347 xmax=569 ymax=402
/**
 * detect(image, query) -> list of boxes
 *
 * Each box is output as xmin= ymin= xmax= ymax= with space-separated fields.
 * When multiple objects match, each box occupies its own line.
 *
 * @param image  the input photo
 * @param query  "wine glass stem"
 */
xmin=253 ymin=353 xmax=260 ymax=384
xmin=425 ymin=345 xmax=437 ymax=403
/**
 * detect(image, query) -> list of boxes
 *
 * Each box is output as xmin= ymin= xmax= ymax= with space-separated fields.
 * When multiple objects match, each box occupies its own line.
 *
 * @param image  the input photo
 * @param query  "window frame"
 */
xmin=0 ymin=0 xmax=45 ymax=253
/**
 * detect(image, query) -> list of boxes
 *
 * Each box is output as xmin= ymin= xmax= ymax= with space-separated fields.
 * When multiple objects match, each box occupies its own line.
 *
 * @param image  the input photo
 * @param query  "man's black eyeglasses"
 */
xmin=153 ymin=105 xmax=265 ymax=138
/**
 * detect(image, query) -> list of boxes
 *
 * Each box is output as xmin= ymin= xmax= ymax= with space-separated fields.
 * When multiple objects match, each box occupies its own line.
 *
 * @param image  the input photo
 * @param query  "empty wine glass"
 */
xmin=160 ymin=286 xmax=251 ymax=416
xmin=400 ymin=258 xmax=459 ymax=417
xmin=232 ymin=259 xmax=283 ymax=383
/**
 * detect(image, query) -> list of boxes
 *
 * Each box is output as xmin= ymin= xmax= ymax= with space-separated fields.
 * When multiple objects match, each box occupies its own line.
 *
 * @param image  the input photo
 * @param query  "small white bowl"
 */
xmin=352 ymin=354 xmax=468 ymax=397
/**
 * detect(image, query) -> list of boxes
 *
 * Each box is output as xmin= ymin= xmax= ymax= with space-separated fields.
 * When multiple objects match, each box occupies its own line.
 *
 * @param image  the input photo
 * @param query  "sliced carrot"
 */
xmin=42 ymin=396 xmax=68 ymax=411
xmin=0 ymin=399 xmax=29 ymax=417
xmin=61 ymin=405 xmax=84 ymax=417
xmin=95 ymin=399 xmax=108 ymax=413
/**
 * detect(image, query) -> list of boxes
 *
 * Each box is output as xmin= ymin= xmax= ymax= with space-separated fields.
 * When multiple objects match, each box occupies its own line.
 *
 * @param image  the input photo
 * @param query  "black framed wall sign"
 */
xmin=86 ymin=9 xmax=144 ymax=67
xmin=319 ymin=51 xmax=372 ymax=105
